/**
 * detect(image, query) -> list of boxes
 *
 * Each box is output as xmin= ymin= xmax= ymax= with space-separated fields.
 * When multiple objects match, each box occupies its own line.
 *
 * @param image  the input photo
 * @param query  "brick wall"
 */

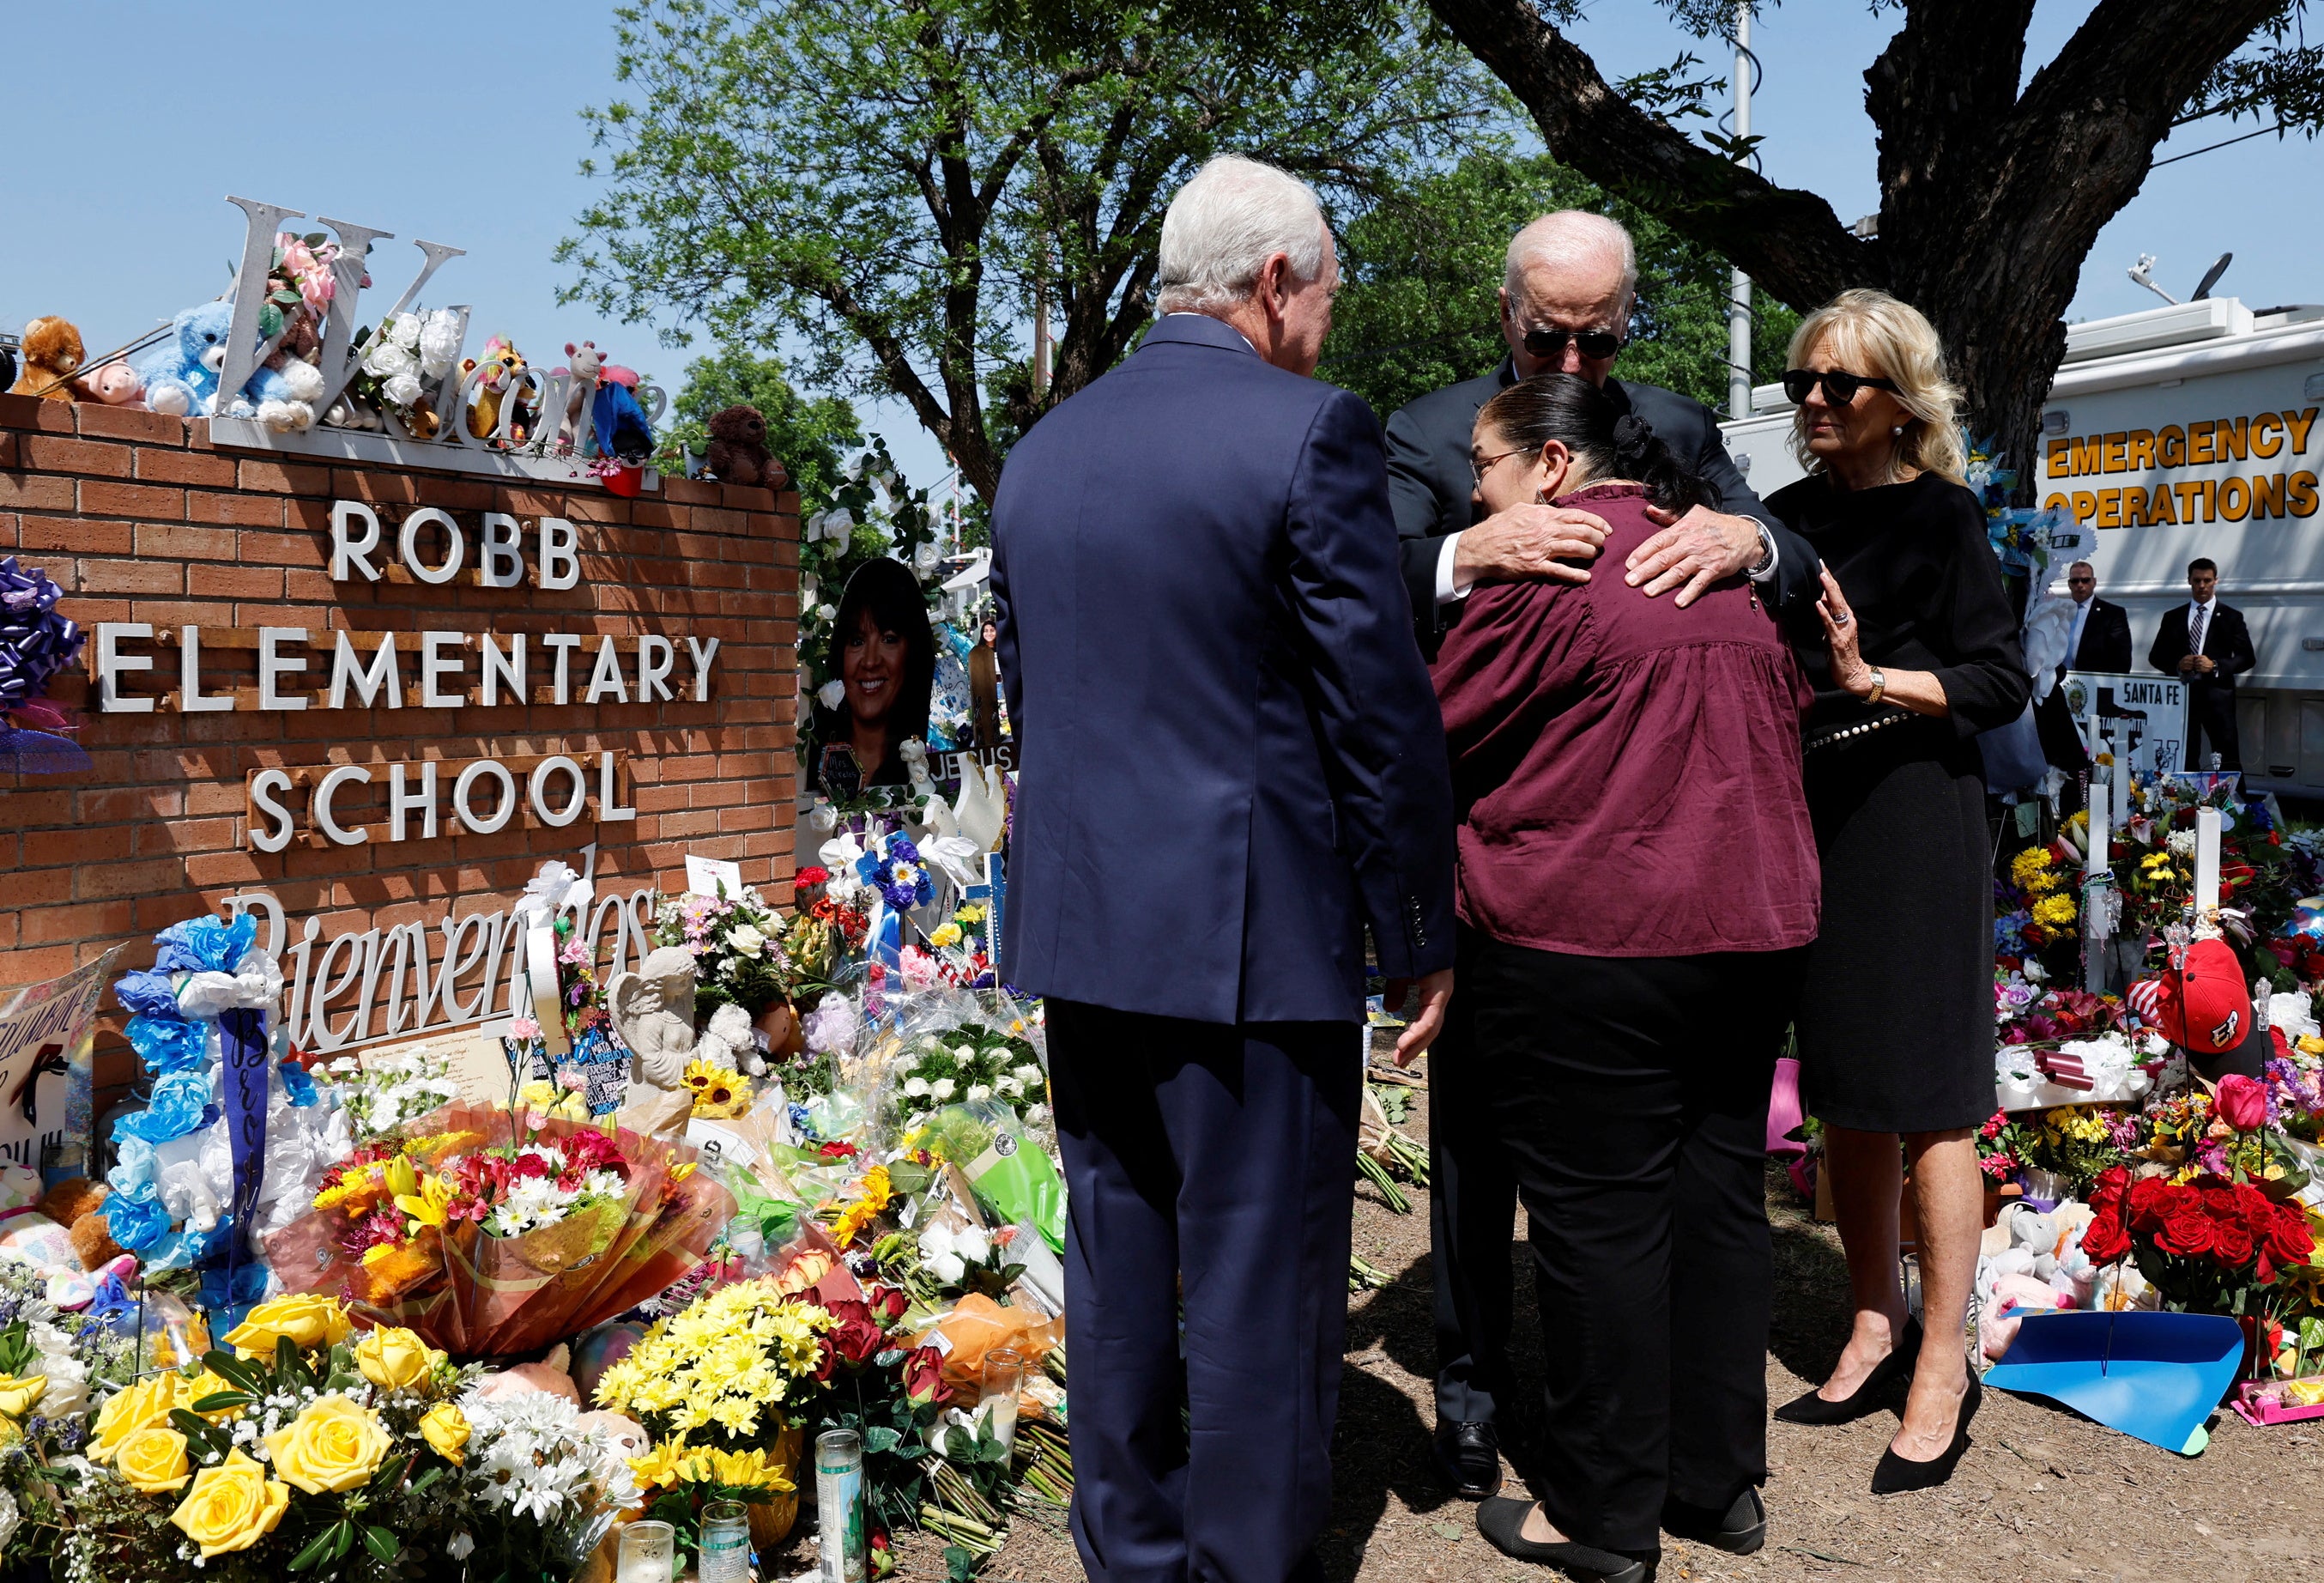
xmin=0 ymin=394 xmax=800 ymax=1107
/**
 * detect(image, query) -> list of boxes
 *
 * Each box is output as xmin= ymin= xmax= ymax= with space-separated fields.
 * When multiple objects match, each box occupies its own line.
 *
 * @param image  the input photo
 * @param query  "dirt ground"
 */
xmin=826 ymin=1054 xmax=2324 ymax=1583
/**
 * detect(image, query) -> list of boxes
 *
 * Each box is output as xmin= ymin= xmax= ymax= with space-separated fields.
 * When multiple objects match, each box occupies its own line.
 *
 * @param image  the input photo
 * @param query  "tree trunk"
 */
xmin=1423 ymin=0 xmax=2281 ymax=502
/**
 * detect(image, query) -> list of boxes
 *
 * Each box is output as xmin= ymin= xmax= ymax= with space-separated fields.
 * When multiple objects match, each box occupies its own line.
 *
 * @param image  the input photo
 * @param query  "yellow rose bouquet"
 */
xmin=54 ymin=1297 xmax=479 ymax=1582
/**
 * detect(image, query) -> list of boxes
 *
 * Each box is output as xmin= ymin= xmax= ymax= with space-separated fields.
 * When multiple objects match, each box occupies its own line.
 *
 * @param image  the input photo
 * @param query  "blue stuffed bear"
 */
xmin=137 ymin=301 xmax=324 ymax=431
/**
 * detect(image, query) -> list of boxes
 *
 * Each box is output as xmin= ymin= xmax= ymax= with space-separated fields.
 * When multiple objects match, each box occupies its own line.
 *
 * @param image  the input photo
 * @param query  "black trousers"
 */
xmin=1466 ymin=931 xmax=1802 ymax=1554
xmin=1428 ymin=966 xmax=1516 ymax=1425
xmin=1046 ymin=1001 xmax=1360 ymax=1583
xmin=2189 ymin=680 xmax=2242 ymax=772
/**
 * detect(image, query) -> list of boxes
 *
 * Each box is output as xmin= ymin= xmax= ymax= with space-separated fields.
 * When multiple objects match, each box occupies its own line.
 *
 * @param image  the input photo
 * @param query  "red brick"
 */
xmin=139 ymin=450 xmax=239 ymax=487
xmin=133 ymin=522 xmax=240 ymax=561
xmin=7 ymin=868 xmax=74 ymax=907
xmin=188 ymin=563 xmax=286 ymax=600
xmin=77 ymin=404 xmax=191 ymax=444
xmin=187 ymin=489 xmax=286 ymax=527
xmin=237 ymin=458 xmax=334 ymax=494
xmin=76 ymin=557 xmax=185 ymax=596
xmin=0 ymin=393 xmax=74 ymax=431
xmin=17 ymin=901 xmax=136 ymax=946
xmin=0 ymin=945 xmax=80 ymax=985
xmin=16 ymin=515 xmax=129 ymax=555
xmin=80 ymin=480 xmax=185 ymax=519
xmin=0 ymin=472 xmax=75 ymax=512
xmin=21 ymin=434 xmax=133 ymax=477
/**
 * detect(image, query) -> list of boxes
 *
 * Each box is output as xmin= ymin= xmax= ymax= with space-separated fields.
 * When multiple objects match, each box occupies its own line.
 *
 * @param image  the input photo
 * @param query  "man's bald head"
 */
xmin=1504 ymin=211 xmax=1637 ymax=312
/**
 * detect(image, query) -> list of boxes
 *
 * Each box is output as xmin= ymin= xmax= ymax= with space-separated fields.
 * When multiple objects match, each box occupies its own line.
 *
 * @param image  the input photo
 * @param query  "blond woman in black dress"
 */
xmin=1766 ymin=290 xmax=2028 ymax=1493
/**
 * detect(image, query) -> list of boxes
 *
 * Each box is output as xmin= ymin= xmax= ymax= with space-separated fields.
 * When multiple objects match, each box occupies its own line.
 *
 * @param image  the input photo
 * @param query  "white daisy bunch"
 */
xmin=460 ymin=1386 xmax=640 ymax=1563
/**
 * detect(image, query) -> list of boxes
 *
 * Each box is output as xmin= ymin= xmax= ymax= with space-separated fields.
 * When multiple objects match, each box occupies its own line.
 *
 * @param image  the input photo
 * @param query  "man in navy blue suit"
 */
xmin=991 ymin=155 xmax=1458 ymax=1583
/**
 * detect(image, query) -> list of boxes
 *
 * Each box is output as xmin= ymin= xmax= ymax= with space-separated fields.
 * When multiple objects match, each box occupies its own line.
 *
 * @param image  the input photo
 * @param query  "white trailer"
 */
xmin=1722 ymin=297 xmax=2324 ymax=793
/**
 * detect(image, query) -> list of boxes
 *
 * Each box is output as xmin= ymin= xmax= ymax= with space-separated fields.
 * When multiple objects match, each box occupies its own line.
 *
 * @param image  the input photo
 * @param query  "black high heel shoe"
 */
xmin=1871 ymin=1369 xmax=1981 ymax=1494
xmin=1774 ymin=1318 xmax=1921 ymax=1425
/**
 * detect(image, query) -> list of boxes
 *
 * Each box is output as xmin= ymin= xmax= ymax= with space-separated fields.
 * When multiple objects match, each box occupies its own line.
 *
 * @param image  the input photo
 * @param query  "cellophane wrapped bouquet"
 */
xmin=263 ymin=1102 xmax=733 ymax=1358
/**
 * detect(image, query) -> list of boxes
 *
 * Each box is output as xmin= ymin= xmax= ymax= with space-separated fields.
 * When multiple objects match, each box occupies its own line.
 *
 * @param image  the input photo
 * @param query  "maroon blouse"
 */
xmin=1431 ymin=484 xmax=1819 ymax=957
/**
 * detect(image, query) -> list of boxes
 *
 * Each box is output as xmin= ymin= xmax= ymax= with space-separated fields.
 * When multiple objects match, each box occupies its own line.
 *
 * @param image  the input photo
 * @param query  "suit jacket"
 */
xmin=1383 ymin=359 xmax=1819 ymax=644
xmin=990 ymin=313 xmax=1457 ymax=1025
xmin=2148 ymin=600 xmax=2256 ymax=690
xmin=2069 ymin=597 xmax=2133 ymax=674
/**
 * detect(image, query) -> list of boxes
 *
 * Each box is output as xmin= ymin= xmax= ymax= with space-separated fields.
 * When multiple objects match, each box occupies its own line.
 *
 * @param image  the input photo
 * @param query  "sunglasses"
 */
xmin=1522 ymin=327 xmax=1625 ymax=361
xmin=1782 ymin=367 xmax=1899 ymax=405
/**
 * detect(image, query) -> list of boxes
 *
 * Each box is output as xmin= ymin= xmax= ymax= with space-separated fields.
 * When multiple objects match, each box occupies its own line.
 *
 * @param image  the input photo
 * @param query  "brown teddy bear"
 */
xmin=39 ymin=1177 xmax=125 ymax=1271
xmin=705 ymin=404 xmax=787 ymax=489
xmin=7 ymin=317 xmax=86 ymax=401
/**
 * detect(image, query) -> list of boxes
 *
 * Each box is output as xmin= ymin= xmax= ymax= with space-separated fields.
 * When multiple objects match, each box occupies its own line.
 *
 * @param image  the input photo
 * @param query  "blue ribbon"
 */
xmin=219 ymin=1008 xmax=269 ymax=1309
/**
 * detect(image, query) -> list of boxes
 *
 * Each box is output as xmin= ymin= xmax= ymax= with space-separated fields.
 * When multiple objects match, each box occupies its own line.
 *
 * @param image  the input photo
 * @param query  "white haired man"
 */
xmin=1388 ymin=209 xmax=1821 ymax=1507
xmin=992 ymin=154 xmax=1457 ymax=1583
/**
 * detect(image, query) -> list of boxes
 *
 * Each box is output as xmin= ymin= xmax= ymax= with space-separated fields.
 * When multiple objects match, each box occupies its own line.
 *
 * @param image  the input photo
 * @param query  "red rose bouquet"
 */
xmin=2083 ymin=1164 xmax=2315 ymax=1316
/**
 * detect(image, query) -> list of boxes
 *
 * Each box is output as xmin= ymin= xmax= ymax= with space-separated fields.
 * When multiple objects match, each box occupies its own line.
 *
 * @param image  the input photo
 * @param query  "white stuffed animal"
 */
xmin=691 ymin=1000 xmax=765 ymax=1077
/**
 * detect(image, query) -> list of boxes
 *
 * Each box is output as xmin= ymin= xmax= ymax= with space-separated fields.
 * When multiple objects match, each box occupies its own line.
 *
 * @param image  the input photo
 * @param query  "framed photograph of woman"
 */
xmin=809 ymin=556 xmax=937 ymax=795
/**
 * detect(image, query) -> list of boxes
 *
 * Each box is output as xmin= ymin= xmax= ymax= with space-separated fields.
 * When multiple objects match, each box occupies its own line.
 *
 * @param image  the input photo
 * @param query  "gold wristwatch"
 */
xmin=1865 ymin=669 xmax=1887 ymax=706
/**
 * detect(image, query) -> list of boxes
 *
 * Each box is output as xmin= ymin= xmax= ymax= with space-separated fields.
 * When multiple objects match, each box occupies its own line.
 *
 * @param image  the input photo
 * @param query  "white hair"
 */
xmin=1504 ymin=211 xmax=1638 ymax=307
xmin=1156 ymin=155 xmax=1328 ymax=316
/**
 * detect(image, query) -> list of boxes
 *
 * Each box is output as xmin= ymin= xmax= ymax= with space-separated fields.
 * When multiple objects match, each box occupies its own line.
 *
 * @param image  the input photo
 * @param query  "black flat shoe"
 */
xmin=1774 ymin=1317 xmax=1922 ymax=1425
xmin=1871 ymin=1370 xmax=1981 ymax=1495
xmin=1431 ymin=1419 xmax=1503 ymax=1500
xmin=1661 ymin=1485 xmax=1765 ymax=1556
xmin=1476 ymin=1497 xmax=1655 ymax=1582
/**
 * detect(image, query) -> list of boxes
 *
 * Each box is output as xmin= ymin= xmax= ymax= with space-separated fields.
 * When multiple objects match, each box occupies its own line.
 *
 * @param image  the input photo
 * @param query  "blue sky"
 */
xmin=3 ymin=2 xmax=2315 ymax=489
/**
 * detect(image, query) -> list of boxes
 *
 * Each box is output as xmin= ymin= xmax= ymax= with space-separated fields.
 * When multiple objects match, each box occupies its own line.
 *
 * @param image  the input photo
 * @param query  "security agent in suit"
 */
xmin=2062 ymin=561 xmax=2134 ymax=673
xmin=990 ymin=155 xmax=1456 ymax=1583
xmin=1383 ymin=211 xmax=1821 ymax=1503
xmin=2035 ymin=561 xmax=2136 ymax=792
xmin=2149 ymin=557 xmax=2256 ymax=771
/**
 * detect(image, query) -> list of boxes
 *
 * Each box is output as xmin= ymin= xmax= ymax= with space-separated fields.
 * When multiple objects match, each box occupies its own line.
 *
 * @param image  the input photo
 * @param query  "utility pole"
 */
xmin=1032 ymin=240 xmax=1052 ymax=400
xmin=1726 ymin=1 xmax=1753 ymax=422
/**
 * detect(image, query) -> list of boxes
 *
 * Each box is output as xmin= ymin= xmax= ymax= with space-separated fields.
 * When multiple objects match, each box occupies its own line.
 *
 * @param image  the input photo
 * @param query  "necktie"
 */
xmin=2188 ymin=603 xmax=2208 ymax=663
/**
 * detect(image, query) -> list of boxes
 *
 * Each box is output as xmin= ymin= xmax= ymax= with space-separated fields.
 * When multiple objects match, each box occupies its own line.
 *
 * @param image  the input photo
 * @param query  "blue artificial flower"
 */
xmin=125 ymin=1013 xmax=208 ymax=1075
xmin=112 ymin=971 xmax=185 ymax=1019
xmin=107 ymin=1134 xmax=157 ymax=1195
xmin=112 ymin=1070 xmax=216 ymax=1143
xmin=199 ymin=1252 xmax=269 ymax=1314
xmin=103 ymin=1184 xmax=172 ymax=1253
xmin=154 ymin=913 xmax=256 ymax=974
xmin=279 ymin=1058 xmax=318 ymax=1108
xmin=887 ymin=834 xmax=922 ymax=865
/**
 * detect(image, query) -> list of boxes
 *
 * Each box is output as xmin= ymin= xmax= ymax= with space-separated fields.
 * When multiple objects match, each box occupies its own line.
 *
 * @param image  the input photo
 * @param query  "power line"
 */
xmin=2152 ymin=120 xmax=2289 ymax=168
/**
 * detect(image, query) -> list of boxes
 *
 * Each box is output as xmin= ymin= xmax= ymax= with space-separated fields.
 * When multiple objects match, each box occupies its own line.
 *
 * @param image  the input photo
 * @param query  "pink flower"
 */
xmin=2216 ymin=1074 xmax=2269 ymax=1131
xmin=511 ymin=1016 xmax=542 ymax=1042
xmin=559 ymin=1069 xmax=589 ymax=1092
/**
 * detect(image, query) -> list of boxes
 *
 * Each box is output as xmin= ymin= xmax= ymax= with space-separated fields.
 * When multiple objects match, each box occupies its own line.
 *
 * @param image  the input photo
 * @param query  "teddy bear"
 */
xmin=75 ymin=361 xmax=146 ymax=408
xmin=7 ymin=317 xmax=86 ymax=401
xmin=36 ymin=1176 xmax=125 ymax=1271
xmin=557 ymin=339 xmax=604 ymax=448
xmin=136 ymin=302 xmax=323 ymax=430
xmin=705 ymin=403 xmax=787 ymax=489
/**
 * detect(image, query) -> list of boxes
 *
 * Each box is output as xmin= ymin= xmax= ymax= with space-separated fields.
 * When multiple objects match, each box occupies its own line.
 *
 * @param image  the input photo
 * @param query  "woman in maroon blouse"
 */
xmin=1432 ymin=374 xmax=1818 ymax=1581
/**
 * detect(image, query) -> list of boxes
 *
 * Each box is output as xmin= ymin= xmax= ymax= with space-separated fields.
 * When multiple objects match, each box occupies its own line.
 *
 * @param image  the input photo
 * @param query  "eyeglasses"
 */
xmin=1522 ymin=326 xmax=1625 ymax=361
xmin=1470 ymin=448 xmax=1526 ymax=484
xmin=1782 ymin=367 xmax=1899 ymax=406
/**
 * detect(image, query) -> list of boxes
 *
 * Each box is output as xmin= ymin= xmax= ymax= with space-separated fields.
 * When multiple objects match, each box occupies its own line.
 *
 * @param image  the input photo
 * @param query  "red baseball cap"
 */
xmin=2125 ymin=937 xmax=2252 ymax=1055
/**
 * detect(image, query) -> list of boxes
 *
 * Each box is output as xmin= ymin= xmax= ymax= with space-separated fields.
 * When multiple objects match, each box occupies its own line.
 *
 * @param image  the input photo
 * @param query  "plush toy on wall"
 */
xmin=463 ymin=335 xmax=530 ymax=442
xmin=75 ymin=361 xmax=146 ymax=408
xmin=136 ymin=302 xmax=324 ymax=430
xmin=592 ymin=377 xmax=655 ymax=464
xmin=7 ymin=317 xmax=86 ymax=401
xmin=705 ymin=403 xmax=786 ymax=489
xmin=558 ymin=339 xmax=604 ymax=448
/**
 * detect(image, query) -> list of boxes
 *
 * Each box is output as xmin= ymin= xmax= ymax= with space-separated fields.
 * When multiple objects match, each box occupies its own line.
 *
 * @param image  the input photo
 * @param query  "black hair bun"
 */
xmin=1610 ymin=413 xmax=1657 ymax=464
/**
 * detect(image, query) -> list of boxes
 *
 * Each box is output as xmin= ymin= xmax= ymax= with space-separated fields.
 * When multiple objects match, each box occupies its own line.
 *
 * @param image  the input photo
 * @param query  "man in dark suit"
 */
xmin=2149 ymin=557 xmax=2255 ymax=771
xmin=991 ymin=155 xmax=1457 ymax=1583
xmin=1387 ymin=210 xmax=1822 ymax=1502
xmin=2064 ymin=561 xmax=2133 ymax=674
xmin=1385 ymin=210 xmax=1822 ymax=659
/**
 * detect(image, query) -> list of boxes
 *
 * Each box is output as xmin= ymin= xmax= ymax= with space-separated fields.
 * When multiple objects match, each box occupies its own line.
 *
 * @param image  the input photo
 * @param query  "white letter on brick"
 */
xmin=330 ymin=500 xmax=383 ymax=581
xmin=478 ymin=512 xmax=524 ymax=588
xmin=258 ymin=628 xmax=309 ymax=711
xmin=538 ymin=516 xmax=579 ymax=590
xmin=330 ymin=631 xmax=403 ymax=710
xmin=684 ymin=635 xmax=720 ymax=702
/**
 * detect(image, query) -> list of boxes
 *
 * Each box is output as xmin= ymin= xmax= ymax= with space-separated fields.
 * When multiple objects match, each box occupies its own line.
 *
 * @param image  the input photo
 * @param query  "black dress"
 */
xmin=1770 ymin=472 xmax=2029 ymax=1134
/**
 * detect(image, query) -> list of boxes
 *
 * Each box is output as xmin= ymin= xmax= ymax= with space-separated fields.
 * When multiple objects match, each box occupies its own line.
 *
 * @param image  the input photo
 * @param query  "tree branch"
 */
xmin=1421 ymin=0 xmax=1873 ymax=306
